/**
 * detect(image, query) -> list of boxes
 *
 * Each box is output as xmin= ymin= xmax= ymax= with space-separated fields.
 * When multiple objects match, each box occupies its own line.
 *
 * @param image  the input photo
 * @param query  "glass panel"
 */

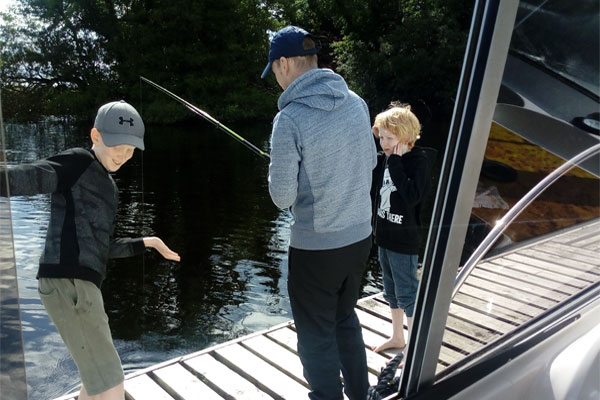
xmin=434 ymin=0 xmax=600 ymax=380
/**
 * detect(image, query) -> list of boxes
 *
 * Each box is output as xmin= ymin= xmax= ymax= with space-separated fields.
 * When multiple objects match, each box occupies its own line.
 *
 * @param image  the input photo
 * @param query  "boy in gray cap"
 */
xmin=262 ymin=26 xmax=377 ymax=400
xmin=1 ymin=100 xmax=180 ymax=400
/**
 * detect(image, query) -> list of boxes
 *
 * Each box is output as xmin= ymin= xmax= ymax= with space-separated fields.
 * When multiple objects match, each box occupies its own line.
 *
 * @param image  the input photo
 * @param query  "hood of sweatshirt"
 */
xmin=278 ymin=68 xmax=349 ymax=112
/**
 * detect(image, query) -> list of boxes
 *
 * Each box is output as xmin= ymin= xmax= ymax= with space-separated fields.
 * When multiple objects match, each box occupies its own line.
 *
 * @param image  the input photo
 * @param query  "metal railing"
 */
xmin=453 ymin=142 xmax=600 ymax=297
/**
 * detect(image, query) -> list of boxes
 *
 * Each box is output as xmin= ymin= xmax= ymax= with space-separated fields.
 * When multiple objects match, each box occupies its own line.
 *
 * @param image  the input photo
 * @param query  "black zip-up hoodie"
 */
xmin=1 ymin=147 xmax=145 ymax=288
xmin=371 ymin=146 xmax=437 ymax=254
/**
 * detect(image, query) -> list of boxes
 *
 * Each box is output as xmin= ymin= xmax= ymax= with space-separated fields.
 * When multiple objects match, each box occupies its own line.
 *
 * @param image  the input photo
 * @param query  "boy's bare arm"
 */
xmin=143 ymin=236 xmax=181 ymax=262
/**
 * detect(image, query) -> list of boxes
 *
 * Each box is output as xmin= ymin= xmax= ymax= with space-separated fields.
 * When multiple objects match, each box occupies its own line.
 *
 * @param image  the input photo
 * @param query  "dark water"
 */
xmin=4 ymin=119 xmax=383 ymax=399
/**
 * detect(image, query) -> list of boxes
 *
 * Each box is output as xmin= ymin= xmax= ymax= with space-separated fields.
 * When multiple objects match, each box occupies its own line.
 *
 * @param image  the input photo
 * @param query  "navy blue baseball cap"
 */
xmin=261 ymin=26 xmax=318 ymax=79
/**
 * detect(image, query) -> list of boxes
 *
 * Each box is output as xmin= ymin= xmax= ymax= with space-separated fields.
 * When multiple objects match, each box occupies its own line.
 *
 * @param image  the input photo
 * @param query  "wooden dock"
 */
xmin=54 ymin=218 xmax=599 ymax=400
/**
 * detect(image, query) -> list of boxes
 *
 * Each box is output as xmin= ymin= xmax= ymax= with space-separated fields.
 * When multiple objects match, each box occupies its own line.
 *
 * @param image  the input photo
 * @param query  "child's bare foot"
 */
xmin=371 ymin=338 xmax=406 ymax=353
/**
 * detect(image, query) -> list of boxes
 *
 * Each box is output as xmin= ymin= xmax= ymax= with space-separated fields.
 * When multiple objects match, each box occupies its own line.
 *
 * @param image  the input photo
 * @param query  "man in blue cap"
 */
xmin=262 ymin=25 xmax=377 ymax=400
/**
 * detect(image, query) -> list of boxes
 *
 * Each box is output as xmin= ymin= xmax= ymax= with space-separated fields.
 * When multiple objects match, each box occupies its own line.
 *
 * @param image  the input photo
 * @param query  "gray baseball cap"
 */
xmin=94 ymin=100 xmax=145 ymax=150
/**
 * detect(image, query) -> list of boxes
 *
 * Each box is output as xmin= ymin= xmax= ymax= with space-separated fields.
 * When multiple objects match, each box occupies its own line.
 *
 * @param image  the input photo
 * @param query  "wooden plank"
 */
xmin=125 ymin=374 xmax=174 ymax=400
xmin=438 ymin=344 xmax=470 ymax=365
xmin=359 ymin=326 xmax=453 ymax=373
xmin=465 ymin=275 xmax=559 ymax=310
xmin=267 ymin=326 xmax=298 ymax=353
xmin=439 ymin=326 xmax=483 ymax=354
xmin=445 ymin=314 xmax=502 ymax=344
xmin=453 ymin=292 xmax=531 ymax=326
xmin=214 ymin=343 xmax=310 ymax=400
xmin=470 ymin=269 xmax=572 ymax=302
xmin=566 ymin=233 xmax=600 ymax=249
xmin=152 ymin=363 xmax=222 ymax=400
xmin=516 ymin=249 xmax=600 ymax=276
xmin=488 ymin=258 xmax=589 ymax=289
xmin=536 ymin=243 xmax=600 ymax=268
xmin=505 ymin=252 xmax=598 ymax=283
xmin=247 ymin=335 xmax=373 ymax=398
xmin=365 ymin=346 xmax=395 ymax=376
xmin=360 ymin=298 xmax=483 ymax=363
xmin=358 ymin=297 xmax=394 ymax=320
xmin=356 ymin=308 xmax=393 ymax=337
xmin=505 ymin=253 xmax=598 ymax=282
xmin=266 ymin=324 xmax=380 ymax=385
xmin=553 ymin=221 xmax=600 ymax=244
xmin=585 ymin=242 xmax=600 ymax=252
xmin=459 ymin=283 xmax=545 ymax=318
xmin=242 ymin=335 xmax=307 ymax=386
xmin=478 ymin=262 xmax=581 ymax=295
xmin=360 ymin=296 xmax=484 ymax=355
xmin=436 ymin=363 xmax=447 ymax=375
xmin=448 ymin=303 xmax=517 ymax=334
xmin=185 ymin=354 xmax=272 ymax=400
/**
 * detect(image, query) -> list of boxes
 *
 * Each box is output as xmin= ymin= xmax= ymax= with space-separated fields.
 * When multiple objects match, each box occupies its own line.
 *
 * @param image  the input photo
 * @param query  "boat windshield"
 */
xmin=510 ymin=0 xmax=599 ymax=97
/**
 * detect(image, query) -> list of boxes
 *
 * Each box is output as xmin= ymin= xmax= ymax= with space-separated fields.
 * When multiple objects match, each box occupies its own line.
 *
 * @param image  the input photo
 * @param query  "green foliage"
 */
xmin=333 ymin=0 xmax=473 ymax=118
xmin=1 ymin=0 xmax=278 ymax=123
xmin=1 ymin=0 xmax=473 ymax=124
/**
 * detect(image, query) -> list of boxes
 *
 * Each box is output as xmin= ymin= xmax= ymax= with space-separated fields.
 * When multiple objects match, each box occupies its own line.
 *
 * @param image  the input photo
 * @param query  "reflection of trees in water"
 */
xmin=103 ymin=122 xmax=285 ymax=347
xmin=3 ymin=121 xmax=90 ymax=163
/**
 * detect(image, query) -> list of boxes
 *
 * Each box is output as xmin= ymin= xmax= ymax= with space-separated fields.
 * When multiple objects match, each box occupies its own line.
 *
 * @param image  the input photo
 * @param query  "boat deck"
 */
xmin=53 ymin=218 xmax=599 ymax=400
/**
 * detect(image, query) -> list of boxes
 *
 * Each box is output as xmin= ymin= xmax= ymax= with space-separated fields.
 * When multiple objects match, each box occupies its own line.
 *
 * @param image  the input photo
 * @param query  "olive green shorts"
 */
xmin=38 ymin=278 xmax=124 ymax=395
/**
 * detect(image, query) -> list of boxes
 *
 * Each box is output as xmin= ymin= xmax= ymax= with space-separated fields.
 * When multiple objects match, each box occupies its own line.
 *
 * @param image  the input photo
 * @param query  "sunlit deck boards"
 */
xmin=359 ymin=218 xmax=600 ymax=377
xmin=53 ymin=219 xmax=599 ymax=400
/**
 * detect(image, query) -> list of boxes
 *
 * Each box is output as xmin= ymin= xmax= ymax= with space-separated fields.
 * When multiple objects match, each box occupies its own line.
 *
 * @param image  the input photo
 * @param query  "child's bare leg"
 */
xmin=372 ymin=307 xmax=406 ymax=353
xmin=78 ymin=381 xmax=124 ymax=400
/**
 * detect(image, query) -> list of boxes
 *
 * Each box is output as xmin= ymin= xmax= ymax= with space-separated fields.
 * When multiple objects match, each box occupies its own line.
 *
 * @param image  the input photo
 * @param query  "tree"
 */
xmin=1 ymin=0 xmax=278 ymax=122
xmin=333 ymin=0 xmax=473 ymax=118
xmin=1 ymin=0 xmax=473 ymax=123
xmin=264 ymin=0 xmax=473 ymax=119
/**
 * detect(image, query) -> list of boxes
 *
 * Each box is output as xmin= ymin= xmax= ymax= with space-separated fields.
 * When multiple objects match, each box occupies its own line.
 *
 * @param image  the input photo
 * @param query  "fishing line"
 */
xmin=140 ymin=76 xmax=270 ymax=161
xmin=139 ymin=80 xmax=147 ymax=343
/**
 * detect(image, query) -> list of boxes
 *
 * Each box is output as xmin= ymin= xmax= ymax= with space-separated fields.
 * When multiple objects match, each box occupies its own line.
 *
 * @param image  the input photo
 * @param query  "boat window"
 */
xmin=510 ymin=0 xmax=599 ymax=97
xmin=431 ymin=0 xmax=600 ymax=383
xmin=385 ymin=3 xmax=599 ymax=397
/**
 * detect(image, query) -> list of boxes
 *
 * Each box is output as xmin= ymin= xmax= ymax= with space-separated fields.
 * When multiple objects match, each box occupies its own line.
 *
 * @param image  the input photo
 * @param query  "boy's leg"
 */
xmin=374 ymin=250 xmax=419 ymax=353
xmin=38 ymin=278 xmax=124 ymax=397
xmin=392 ymin=253 xmax=419 ymax=319
xmin=373 ymin=307 xmax=407 ymax=353
xmin=374 ymin=247 xmax=405 ymax=352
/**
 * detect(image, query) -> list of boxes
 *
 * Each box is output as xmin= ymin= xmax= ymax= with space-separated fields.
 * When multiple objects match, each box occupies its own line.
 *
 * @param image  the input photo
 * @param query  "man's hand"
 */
xmin=143 ymin=237 xmax=181 ymax=262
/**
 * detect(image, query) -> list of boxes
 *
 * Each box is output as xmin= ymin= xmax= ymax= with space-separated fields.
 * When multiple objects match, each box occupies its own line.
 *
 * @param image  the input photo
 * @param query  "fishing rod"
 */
xmin=140 ymin=76 xmax=270 ymax=161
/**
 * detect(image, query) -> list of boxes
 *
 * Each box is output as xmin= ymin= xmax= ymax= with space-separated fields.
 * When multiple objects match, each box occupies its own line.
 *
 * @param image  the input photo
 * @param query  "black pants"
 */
xmin=288 ymin=236 xmax=371 ymax=400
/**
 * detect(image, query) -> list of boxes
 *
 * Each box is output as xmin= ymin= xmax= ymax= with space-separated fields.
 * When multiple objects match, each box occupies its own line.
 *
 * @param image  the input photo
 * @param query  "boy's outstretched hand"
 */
xmin=143 ymin=237 xmax=181 ymax=262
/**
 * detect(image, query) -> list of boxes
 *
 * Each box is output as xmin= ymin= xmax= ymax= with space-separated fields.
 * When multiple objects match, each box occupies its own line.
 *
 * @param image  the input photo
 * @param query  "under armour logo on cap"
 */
xmin=94 ymin=100 xmax=145 ymax=150
xmin=119 ymin=116 xmax=134 ymax=126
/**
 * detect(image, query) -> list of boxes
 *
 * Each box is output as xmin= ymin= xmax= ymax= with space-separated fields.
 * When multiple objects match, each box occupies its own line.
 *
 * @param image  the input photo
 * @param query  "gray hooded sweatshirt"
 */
xmin=269 ymin=68 xmax=377 ymax=250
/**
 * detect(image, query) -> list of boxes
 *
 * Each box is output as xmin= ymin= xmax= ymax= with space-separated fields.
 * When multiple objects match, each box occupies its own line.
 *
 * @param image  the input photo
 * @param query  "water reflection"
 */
xmin=4 ymin=120 xmax=382 ymax=399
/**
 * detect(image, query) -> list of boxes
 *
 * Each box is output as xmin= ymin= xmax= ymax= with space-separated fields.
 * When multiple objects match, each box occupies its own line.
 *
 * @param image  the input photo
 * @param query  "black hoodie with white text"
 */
xmin=371 ymin=146 xmax=437 ymax=254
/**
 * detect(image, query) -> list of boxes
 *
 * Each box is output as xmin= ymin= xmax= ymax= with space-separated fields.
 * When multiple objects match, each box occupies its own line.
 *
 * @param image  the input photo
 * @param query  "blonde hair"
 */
xmin=373 ymin=102 xmax=421 ymax=145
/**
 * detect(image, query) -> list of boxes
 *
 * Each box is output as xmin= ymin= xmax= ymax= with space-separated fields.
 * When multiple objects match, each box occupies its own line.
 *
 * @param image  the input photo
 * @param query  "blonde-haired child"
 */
xmin=371 ymin=102 xmax=437 ymax=353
